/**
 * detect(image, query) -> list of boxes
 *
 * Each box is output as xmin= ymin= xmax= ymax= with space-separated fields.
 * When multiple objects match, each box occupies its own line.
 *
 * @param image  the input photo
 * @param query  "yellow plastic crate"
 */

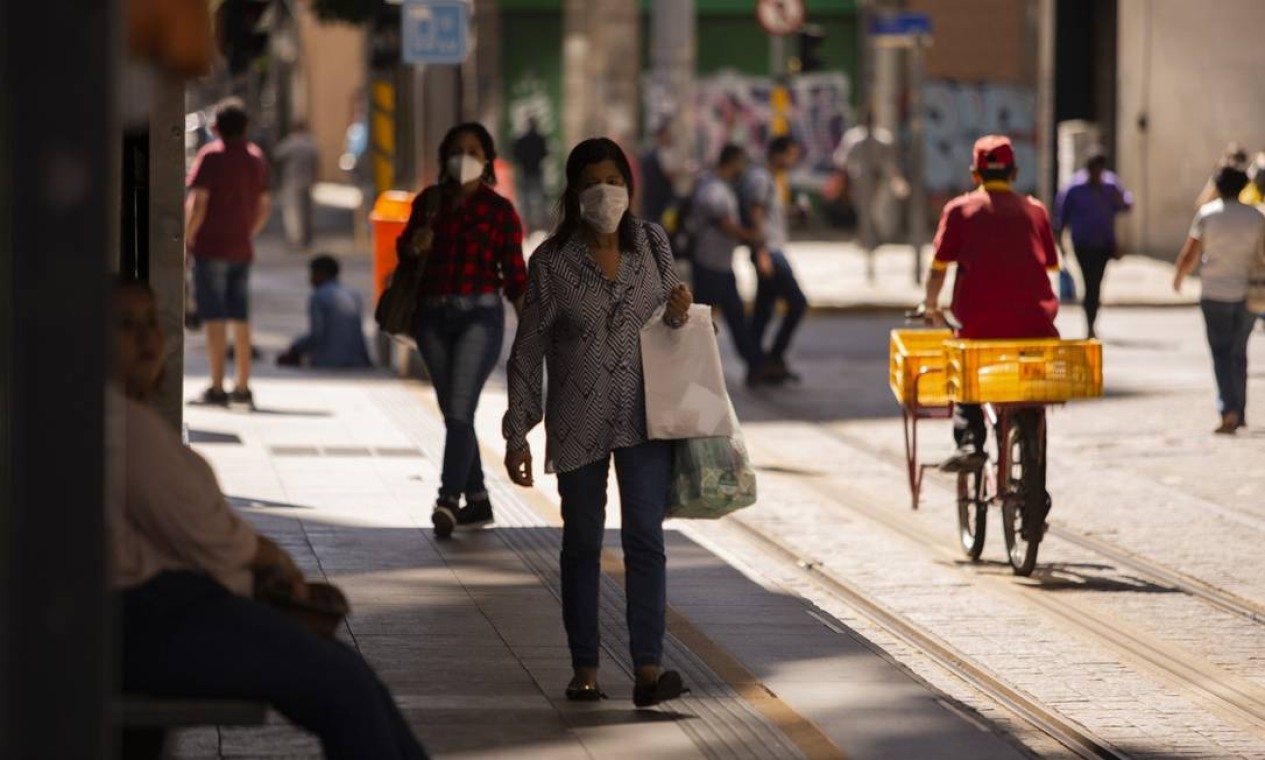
xmin=889 ymin=329 xmax=953 ymax=408
xmin=945 ymin=339 xmax=1103 ymax=404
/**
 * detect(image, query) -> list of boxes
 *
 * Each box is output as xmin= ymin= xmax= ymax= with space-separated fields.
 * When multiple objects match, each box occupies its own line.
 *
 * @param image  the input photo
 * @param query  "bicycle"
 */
xmin=891 ymin=309 xmax=1100 ymax=576
xmin=955 ymin=401 xmax=1049 ymax=575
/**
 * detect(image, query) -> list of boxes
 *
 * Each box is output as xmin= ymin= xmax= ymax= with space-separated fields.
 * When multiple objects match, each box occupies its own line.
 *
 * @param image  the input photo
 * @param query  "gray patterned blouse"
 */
xmin=503 ymin=221 xmax=681 ymax=474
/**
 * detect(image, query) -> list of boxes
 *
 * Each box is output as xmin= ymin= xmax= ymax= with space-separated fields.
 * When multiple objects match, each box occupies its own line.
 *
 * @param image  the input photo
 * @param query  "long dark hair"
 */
xmin=549 ymin=137 xmax=638 ymax=251
xmin=437 ymin=122 xmax=498 ymax=186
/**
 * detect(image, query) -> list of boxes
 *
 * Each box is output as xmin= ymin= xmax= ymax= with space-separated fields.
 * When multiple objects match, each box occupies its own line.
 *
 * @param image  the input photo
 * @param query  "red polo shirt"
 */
xmin=932 ymin=183 xmax=1060 ymax=339
xmin=186 ymin=138 xmax=269 ymax=262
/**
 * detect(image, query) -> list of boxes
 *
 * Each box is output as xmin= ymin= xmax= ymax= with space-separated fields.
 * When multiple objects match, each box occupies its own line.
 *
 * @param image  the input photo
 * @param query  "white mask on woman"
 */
xmin=447 ymin=154 xmax=485 ymax=185
xmin=579 ymin=184 xmax=629 ymax=234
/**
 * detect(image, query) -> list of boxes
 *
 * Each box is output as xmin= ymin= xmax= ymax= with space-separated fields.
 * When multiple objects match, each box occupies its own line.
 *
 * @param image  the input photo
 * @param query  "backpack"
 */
xmin=670 ymin=176 xmax=726 ymax=262
xmin=667 ymin=193 xmax=698 ymax=261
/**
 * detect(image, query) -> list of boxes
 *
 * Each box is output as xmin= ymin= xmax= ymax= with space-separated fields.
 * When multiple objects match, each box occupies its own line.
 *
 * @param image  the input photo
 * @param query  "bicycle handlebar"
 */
xmin=903 ymin=305 xmax=961 ymax=330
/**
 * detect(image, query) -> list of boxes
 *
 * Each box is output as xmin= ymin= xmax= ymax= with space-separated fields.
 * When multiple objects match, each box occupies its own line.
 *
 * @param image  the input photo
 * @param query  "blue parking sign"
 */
xmin=402 ymin=1 xmax=469 ymax=65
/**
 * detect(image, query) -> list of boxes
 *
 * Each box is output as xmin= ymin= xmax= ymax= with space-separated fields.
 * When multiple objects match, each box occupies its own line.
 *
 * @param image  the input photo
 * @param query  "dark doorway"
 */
xmin=1055 ymin=0 xmax=1119 ymax=158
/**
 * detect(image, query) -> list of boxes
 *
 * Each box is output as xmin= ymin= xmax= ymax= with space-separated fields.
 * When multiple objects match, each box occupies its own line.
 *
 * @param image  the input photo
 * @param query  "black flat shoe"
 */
xmin=633 ymin=670 xmax=689 ymax=708
xmin=564 ymin=677 xmax=607 ymax=702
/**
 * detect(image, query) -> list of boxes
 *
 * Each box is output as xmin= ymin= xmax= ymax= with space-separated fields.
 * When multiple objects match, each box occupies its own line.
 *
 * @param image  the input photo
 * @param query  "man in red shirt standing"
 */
xmin=922 ymin=135 xmax=1060 ymax=471
xmin=186 ymin=97 xmax=271 ymax=407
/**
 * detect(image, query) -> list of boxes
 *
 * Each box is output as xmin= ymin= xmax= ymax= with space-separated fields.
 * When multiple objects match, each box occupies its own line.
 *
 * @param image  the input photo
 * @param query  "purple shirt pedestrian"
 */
xmin=1054 ymin=168 xmax=1133 ymax=252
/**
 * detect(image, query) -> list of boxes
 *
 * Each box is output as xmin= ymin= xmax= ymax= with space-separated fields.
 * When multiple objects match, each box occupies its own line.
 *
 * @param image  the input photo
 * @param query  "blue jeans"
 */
xmin=193 ymin=259 xmax=251 ymax=321
xmin=1201 ymin=299 xmax=1255 ymax=422
xmin=556 ymin=440 xmax=673 ymax=669
xmin=751 ymin=249 xmax=807 ymax=363
xmin=121 ymin=572 xmax=427 ymax=760
xmin=693 ymin=264 xmax=761 ymax=369
xmin=415 ymin=295 xmax=505 ymax=504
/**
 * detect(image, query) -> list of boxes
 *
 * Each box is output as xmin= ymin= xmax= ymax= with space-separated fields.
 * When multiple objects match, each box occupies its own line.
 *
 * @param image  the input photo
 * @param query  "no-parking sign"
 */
xmin=757 ymin=0 xmax=806 ymax=36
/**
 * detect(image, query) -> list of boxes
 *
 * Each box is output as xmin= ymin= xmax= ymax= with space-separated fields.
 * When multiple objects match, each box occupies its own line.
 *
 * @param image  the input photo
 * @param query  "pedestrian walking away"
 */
xmin=1194 ymin=142 xmax=1250 ymax=209
xmin=512 ymin=116 xmax=550 ymax=233
xmin=502 ymin=137 xmax=694 ymax=709
xmin=922 ymin=135 xmax=1061 ymax=471
xmin=689 ymin=144 xmax=773 ymax=385
xmin=185 ymin=97 xmax=271 ymax=409
xmin=274 ymin=121 xmax=320 ymax=250
xmin=639 ymin=121 xmax=683 ymax=229
xmin=1054 ymin=151 xmax=1134 ymax=339
xmin=277 ymin=255 xmax=372 ymax=369
xmin=1173 ymin=164 xmax=1265 ymax=434
xmin=112 ymin=279 xmax=428 ymax=760
xmin=741 ymin=136 xmax=809 ymax=384
xmin=397 ymin=122 xmax=527 ymax=538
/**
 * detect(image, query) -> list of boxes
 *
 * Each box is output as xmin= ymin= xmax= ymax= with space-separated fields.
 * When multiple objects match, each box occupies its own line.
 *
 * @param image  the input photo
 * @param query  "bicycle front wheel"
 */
xmin=1000 ymin=410 xmax=1047 ymax=576
xmin=956 ymin=469 xmax=987 ymax=560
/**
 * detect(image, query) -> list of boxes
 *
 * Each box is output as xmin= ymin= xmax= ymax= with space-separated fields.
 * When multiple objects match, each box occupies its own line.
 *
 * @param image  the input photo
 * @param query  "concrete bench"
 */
xmin=120 ymin=695 xmax=268 ymax=760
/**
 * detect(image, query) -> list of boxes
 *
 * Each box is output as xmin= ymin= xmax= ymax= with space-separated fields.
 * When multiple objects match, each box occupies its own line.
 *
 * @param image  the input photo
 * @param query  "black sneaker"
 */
xmin=456 ymin=498 xmax=495 ymax=531
xmin=228 ymin=388 xmax=255 ymax=409
xmin=201 ymin=387 xmax=229 ymax=406
xmin=940 ymin=446 xmax=986 ymax=473
xmin=744 ymin=362 xmax=777 ymax=388
xmin=432 ymin=499 xmax=459 ymax=539
xmin=765 ymin=359 xmax=802 ymax=385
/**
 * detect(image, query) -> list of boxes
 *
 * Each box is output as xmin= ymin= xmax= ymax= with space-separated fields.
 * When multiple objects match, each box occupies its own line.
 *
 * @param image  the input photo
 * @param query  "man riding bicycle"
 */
xmin=922 ymin=135 xmax=1061 ymax=472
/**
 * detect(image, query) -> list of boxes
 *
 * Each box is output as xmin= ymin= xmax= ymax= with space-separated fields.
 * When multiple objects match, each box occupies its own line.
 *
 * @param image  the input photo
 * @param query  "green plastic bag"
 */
xmin=667 ymin=404 xmax=757 ymax=519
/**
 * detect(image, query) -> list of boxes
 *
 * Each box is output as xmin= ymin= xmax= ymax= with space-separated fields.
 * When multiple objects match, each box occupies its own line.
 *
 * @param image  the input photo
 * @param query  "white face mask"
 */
xmin=447 ymin=154 xmax=485 ymax=185
xmin=579 ymin=184 xmax=629 ymax=234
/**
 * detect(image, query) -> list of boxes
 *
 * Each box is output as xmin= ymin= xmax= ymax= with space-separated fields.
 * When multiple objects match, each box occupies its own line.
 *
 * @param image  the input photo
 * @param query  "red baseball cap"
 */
xmin=973 ymin=135 xmax=1015 ymax=170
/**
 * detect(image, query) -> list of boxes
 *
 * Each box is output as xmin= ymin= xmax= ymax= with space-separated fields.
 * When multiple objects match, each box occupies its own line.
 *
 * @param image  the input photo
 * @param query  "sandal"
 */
xmin=564 ymin=676 xmax=607 ymax=702
xmin=632 ymin=670 xmax=689 ymax=708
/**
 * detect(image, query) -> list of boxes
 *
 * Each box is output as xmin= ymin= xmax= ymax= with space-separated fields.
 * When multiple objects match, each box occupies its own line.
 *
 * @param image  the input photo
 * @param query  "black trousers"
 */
xmin=954 ymin=403 xmax=986 ymax=451
xmin=1074 ymin=246 xmax=1113 ymax=335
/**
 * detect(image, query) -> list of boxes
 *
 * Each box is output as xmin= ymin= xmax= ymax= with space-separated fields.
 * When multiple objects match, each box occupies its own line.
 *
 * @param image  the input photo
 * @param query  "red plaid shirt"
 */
xmin=397 ymin=184 xmax=528 ymax=300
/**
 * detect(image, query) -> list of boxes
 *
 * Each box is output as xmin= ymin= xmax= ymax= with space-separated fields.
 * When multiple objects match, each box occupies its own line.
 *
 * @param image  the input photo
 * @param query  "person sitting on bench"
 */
xmin=111 ymin=277 xmax=427 ymax=760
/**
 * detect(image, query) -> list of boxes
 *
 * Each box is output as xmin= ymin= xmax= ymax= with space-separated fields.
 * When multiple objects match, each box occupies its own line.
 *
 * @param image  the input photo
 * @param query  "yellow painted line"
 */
xmin=602 ymin=552 xmax=850 ymax=760
xmin=400 ymin=384 xmax=848 ymax=758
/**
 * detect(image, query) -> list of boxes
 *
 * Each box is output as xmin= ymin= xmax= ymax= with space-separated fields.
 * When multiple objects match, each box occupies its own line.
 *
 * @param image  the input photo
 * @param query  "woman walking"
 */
xmin=397 ymin=123 xmax=527 ymax=537
xmin=1174 ymin=164 xmax=1265 ymax=434
xmin=503 ymin=138 xmax=694 ymax=707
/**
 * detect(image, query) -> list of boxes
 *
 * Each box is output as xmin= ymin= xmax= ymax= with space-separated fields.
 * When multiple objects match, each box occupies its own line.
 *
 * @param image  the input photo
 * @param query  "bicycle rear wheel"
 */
xmin=1000 ymin=410 xmax=1047 ymax=576
xmin=956 ymin=469 xmax=987 ymax=560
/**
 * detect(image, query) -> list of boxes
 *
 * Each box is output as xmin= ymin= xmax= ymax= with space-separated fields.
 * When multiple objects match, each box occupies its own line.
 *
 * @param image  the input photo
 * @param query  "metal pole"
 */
xmin=651 ymin=0 xmax=696 ymax=173
xmin=857 ymin=0 xmax=873 ymax=118
xmin=908 ymin=38 xmax=926 ymax=284
xmin=150 ymin=73 xmax=188 ymax=431
xmin=770 ymin=34 xmax=790 ymax=137
xmin=1036 ymin=0 xmax=1057 ymax=206
xmin=1 ymin=0 xmax=115 ymax=756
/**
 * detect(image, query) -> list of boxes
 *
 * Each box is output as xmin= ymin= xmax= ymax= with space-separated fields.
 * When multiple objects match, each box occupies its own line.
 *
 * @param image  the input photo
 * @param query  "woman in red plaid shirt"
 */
xmin=397 ymin=123 xmax=528 ymax=538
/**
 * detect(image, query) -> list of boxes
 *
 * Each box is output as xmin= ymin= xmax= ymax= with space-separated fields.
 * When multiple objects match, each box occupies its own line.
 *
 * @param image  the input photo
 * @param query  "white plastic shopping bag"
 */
xmin=640 ymin=303 xmax=735 ymax=440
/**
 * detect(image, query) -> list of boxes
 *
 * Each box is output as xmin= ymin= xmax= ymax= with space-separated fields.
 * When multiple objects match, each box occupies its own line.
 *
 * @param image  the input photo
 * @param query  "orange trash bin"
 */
xmin=370 ymin=190 xmax=416 ymax=303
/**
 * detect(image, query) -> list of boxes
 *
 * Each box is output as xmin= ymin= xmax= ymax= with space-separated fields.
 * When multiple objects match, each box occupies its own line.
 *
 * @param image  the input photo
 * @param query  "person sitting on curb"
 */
xmin=112 ymin=278 xmax=427 ymax=760
xmin=277 ymin=255 xmax=372 ymax=368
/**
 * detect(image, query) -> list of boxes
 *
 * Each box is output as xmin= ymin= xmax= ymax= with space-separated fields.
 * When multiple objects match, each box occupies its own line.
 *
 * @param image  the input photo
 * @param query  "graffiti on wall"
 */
xmin=652 ymin=70 xmax=852 ymax=174
xmin=506 ymin=73 xmax=562 ymax=193
xmin=922 ymin=80 xmax=1037 ymax=195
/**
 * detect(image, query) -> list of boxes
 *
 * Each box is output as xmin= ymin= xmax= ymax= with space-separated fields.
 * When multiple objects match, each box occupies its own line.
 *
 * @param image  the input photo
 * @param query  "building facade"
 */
xmin=1115 ymin=0 xmax=1265 ymax=256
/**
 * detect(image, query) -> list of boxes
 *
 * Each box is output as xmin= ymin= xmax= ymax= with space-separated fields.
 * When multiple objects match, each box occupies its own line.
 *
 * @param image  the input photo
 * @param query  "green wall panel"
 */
xmin=501 ymin=11 xmax=566 ymax=195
